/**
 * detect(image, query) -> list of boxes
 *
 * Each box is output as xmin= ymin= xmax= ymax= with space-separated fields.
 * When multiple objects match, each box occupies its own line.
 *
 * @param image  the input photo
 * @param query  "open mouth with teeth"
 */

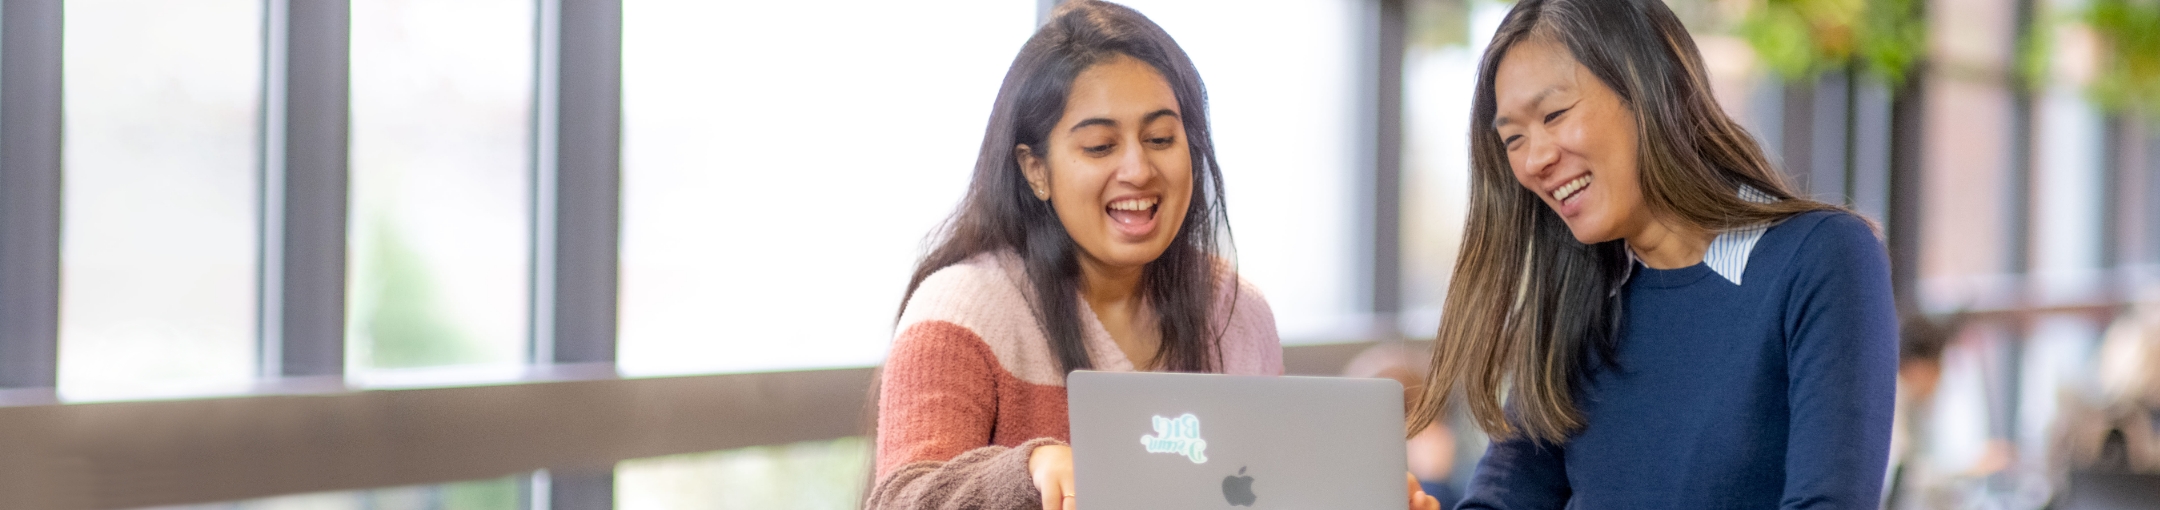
xmin=1106 ymin=196 xmax=1161 ymax=238
xmin=1108 ymin=197 xmax=1159 ymax=224
xmin=1553 ymin=174 xmax=1592 ymax=205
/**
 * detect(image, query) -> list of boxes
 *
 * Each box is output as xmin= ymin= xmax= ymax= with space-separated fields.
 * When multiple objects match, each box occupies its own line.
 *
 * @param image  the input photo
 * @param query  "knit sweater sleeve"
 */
xmin=868 ymin=319 xmax=1055 ymax=509
xmin=865 ymin=437 xmax=1063 ymax=510
xmin=1778 ymin=213 xmax=1897 ymax=509
xmin=1457 ymin=435 xmax=1571 ymax=509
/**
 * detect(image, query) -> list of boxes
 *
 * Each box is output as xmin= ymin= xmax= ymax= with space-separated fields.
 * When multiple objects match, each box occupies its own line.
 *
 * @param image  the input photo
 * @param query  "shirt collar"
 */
xmin=1615 ymin=186 xmax=1775 ymax=290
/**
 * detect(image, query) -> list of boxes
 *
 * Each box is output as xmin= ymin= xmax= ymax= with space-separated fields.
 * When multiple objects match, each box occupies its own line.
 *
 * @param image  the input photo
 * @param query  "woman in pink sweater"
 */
xmin=865 ymin=2 xmax=1283 ymax=509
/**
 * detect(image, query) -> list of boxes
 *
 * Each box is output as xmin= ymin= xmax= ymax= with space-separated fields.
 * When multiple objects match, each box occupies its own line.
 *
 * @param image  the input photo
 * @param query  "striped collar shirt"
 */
xmin=1622 ymin=186 xmax=1779 ymax=288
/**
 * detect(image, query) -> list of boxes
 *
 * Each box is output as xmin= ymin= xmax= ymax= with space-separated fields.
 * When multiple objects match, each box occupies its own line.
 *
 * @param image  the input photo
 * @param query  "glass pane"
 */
xmin=617 ymin=436 xmax=871 ymax=510
xmin=616 ymin=1 xmax=1034 ymax=375
xmin=58 ymin=0 xmax=262 ymax=401
xmin=1399 ymin=1 xmax=1503 ymax=336
xmin=145 ymin=474 xmax=523 ymax=510
xmin=1102 ymin=0 xmax=1366 ymax=341
xmin=348 ymin=0 xmax=534 ymax=379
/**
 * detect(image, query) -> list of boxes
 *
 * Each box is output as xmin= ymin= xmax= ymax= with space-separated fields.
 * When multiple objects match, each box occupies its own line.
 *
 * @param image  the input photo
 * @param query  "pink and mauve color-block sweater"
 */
xmin=866 ymin=250 xmax=1283 ymax=509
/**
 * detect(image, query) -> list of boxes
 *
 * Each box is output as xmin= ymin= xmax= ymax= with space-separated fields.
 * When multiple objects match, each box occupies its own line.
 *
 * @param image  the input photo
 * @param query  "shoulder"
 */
xmin=1770 ymin=210 xmax=1877 ymax=244
xmin=900 ymin=250 xmax=1030 ymax=329
xmin=1213 ymin=268 xmax=1284 ymax=376
xmin=894 ymin=249 xmax=1065 ymax=386
xmin=1216 ymin=272 xmax=1276 ymax=327
xmin=1758 ymin=210 xmax=1885 ymax=272
xmin=1784 ymin=210 xmax=1884 ymax=265
xmin=1753 ymin=210 xmax=1893 ymax=319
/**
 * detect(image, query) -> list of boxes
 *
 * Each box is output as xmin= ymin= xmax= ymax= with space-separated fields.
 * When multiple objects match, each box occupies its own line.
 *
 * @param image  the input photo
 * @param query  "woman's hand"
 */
xmin=1029 ymin=444 xmax=1076 ymax=510
xmin=1408 ymin=472 xmax=1441 ymax=510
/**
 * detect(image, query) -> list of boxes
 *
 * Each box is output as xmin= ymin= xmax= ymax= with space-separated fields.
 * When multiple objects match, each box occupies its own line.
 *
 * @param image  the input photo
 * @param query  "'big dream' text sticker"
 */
xmin=1141 ymin=413 xmax=1208 ymax=463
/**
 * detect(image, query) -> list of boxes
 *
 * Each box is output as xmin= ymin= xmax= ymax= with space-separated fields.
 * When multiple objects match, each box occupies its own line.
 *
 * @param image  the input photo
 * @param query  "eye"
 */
xmin=1145 ymin=136 xmax=1176 ymax=147
xmin=1543 ymin=107 xmax=1570 ymax=124
xmin=1083 ymin=143 xmax=1114 ymax=155
xmin=1503 ymin=134 xmax=1522 ymax=150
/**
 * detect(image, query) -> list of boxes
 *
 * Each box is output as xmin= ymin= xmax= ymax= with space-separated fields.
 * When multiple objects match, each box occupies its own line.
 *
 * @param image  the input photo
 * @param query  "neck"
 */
xmin=1624 ymin=218 xmax=1712 ymax=270
xmin=1077 ymin=254 xmax=1146 ymax=312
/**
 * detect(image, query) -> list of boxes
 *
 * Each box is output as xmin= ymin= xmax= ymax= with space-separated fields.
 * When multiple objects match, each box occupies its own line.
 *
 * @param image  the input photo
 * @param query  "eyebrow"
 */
xmin=1491 ymin=88 xmax=1560 ymax=129
xmin=1068 ymin=108 xmax=1181 ymax=132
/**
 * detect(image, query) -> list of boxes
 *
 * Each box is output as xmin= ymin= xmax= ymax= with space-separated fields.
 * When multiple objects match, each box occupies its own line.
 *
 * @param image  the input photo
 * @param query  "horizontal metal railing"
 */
xmin=0 ymin=341 xmax=1391 ymax=510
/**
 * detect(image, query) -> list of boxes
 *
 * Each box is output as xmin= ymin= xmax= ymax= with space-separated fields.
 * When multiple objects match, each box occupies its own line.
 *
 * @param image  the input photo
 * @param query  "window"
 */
xmin=346 ymin=0 xmax=536 ymax=380
xmin=157 ymin=474 xmax=522 ymax=509
xmin=58 ymin=0 xmax=263 ymax=401
xmin=1399 ymin=0 xmax=1506 ymax=336
xmin=1111 ymin=0 xmax=1367 ymax=341
xmin=615 ymin=0 xmax=1035 ymax=375
xmin=617 ymin=437 xmax=870 ymax=510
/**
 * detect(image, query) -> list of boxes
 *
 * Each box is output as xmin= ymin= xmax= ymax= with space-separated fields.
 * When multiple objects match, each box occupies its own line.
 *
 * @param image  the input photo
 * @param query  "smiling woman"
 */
xmin=1409 ymin=0 xmax=1898 ymax=508
xmin=1015 ymin=55 xmax=1198 ymax=369
xmin=868 ymin=2 xmax=1283 ymax=509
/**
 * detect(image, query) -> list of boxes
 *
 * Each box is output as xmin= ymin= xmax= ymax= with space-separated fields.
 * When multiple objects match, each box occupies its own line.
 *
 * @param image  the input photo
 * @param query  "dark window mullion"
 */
xmin=532 ymin=0 xmax=622 ymax=507
xmin=544 ymin=0 xmax=623 ymax=368
xmin=0 ymin=0 xmax=64 ymax=394
xmin=259 ymin=0 xmax=351 ymax=381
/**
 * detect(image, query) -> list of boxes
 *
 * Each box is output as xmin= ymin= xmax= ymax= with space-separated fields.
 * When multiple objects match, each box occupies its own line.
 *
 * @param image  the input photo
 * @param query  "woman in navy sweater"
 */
xmin=1406 ymin=0 xmax=1897 ymax=508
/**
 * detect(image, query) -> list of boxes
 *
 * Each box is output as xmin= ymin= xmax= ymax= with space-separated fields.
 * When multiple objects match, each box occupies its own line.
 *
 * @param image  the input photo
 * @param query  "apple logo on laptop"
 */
xmin=1222 ymin=466 xmax=1257 ymax=506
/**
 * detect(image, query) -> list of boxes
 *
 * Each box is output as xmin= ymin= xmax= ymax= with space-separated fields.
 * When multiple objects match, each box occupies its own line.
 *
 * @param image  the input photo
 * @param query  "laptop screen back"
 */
xmin=1067 ymin=371 xmax=1409 ymax=509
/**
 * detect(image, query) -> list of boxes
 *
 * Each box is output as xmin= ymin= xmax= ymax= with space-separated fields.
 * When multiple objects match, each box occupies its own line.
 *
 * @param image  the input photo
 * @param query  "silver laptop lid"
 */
xmin=1067 ymin=370 xmax=1409 ymax=509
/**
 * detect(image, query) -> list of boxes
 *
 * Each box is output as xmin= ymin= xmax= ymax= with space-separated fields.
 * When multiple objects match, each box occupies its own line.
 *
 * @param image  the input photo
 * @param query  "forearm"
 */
xmin=865 ymin=438 xmax=1063 ymax=510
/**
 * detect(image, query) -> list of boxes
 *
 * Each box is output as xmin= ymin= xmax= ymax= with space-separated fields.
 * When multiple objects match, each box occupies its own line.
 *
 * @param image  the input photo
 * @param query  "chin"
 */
xmin=1561 ymin=219 xmax=1616 ymax=245
xmin=1100 ymin=243 xmax=1173 ymax=268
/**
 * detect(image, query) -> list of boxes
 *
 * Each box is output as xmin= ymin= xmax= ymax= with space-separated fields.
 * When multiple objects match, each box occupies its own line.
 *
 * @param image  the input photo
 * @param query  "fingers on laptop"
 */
xmin=1407 ymin=472 xmax=1441 ymax=510
xmin=1030 ymin=444 xmax=1076 ymax=510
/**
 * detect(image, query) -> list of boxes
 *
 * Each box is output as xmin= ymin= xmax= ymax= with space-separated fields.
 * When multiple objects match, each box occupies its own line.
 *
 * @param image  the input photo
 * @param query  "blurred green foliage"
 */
xmin=2086 ymin=0 xmax=2160 ymax=118
xmin=216 ymin=474 xmax=522 ymax=509
xmin=616 ymin=436 xmax=872 ymax=510
xmin=1739 ymin=0 xmax=1927 ymax=84
xmin=1408 ymin=0 xmax=1472 ymax=49
xmin=434 ymin=477 xmax=520 ymax=510
xmin=355 ymin=220 xmax=482 ymax=369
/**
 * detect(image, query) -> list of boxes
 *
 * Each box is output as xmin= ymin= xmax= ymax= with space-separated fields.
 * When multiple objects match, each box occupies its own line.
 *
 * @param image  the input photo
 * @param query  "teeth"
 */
xmin=1554 ymin=175 xmax=1592 ymax=202
xmin=1109 ymin=198 xmax=1158 ymax=211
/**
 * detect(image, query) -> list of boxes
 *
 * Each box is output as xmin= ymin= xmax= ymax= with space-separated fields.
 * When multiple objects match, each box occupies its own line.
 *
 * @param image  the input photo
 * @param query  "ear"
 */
xmin=1015 ymin=144 xmax=1051 ymax=201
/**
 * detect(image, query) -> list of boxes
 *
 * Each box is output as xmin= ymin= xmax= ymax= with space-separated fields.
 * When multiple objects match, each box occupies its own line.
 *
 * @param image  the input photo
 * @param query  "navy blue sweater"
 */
xmin=1459 ymin=211 xmax=1898 ymax=509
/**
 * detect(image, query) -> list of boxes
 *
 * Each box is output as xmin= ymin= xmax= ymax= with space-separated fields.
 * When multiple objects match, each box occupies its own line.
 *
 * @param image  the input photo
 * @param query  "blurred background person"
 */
xmin=1343 ymin=343 xmax=1467 ymax=509
xmin=1883 ymin=310 xmax=1960 ymax=508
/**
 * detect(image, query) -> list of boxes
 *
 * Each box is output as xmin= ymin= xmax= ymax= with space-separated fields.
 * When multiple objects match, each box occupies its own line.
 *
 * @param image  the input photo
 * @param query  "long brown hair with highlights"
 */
xmin=1408 ymin=0 xmax=1843 ymax=444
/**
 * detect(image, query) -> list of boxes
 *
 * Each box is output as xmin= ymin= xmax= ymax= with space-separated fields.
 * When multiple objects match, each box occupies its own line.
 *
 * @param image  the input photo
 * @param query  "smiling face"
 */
xmin=1018 ymin=54 xmax=1194 ymax=272
xmin=1491 ymin=38 xmax=1647 ymax=245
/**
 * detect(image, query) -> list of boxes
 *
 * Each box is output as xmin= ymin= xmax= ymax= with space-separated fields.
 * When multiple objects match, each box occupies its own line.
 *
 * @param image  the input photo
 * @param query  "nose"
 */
xmin=1520 ymin=131 xmax=1558 ymax=181
xmin=1113 ymin=137 xmax=1156 ymax=187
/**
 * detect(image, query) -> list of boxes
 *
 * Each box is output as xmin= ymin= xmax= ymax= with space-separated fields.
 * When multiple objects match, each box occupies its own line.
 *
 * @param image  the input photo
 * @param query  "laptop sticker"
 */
xmin=1140 ymin=413 xmax=1208 ymax=463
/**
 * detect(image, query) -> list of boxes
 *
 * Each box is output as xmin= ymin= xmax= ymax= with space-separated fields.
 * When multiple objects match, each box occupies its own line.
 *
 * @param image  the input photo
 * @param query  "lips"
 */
xmin=1550 ymin=173 xmax=1593 ymax=212
xmin=1106 ymin=196 xmax=1160 ymax=238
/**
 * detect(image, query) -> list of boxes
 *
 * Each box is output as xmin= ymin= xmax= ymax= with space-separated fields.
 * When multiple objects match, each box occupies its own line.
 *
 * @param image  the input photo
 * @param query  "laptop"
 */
xmin=1067 ymin=370 xmax=1410 ymax=509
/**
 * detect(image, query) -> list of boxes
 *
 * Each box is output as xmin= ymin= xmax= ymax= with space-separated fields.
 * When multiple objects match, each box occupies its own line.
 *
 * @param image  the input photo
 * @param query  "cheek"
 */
xmin=1156 ymin=150 xmax=1197 ymax=204
xmin=1574 ymin=110 xmax=1636 ymax=173
xmin=1050 ymin=160 xmax=1105 ymax=203
xmin=1554 ymin=122 xmax=1595 ymax=161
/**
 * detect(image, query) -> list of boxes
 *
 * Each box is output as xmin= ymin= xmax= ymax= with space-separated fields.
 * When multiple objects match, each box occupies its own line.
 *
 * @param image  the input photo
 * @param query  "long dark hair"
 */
xmin=898 ymin=0 xmax=1232 ymax=374
xmin=1409 ymin=0 xmax=1841 ymax=444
